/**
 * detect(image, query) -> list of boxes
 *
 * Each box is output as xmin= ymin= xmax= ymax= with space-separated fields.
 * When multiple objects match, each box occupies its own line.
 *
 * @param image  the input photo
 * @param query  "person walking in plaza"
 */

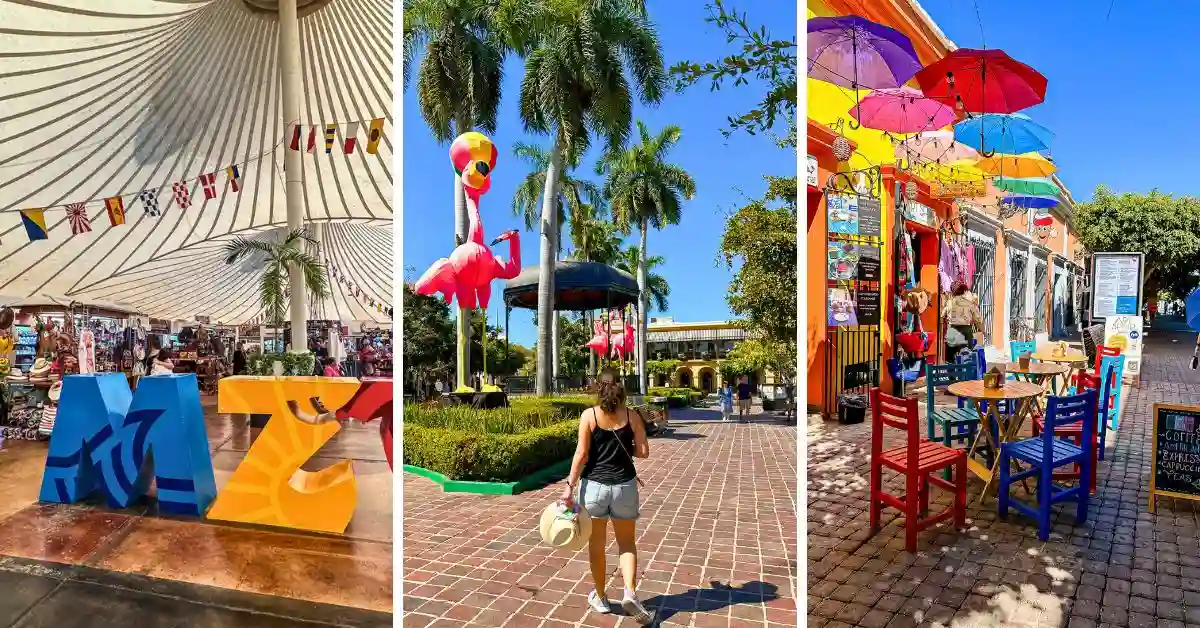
xmin=941 ymin=280 xmax=982 ymax=363
xmin=232 ymin=342 xmax=247 ymax=375
xmin=561 ymin=368 xmax=654 ymax=624
xmin=719 ymin=380 xmax=734 ymax=422
xmin=736 ymin=376 xmax=753 ymax=422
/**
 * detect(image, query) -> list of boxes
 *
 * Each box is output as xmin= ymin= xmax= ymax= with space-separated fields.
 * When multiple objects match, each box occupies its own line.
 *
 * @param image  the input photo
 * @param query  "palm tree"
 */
xmin=599 ymin=121 xmax=696 ymax=393
xmin=518 ymin=0 xmax=666 ymax=396
xmin=571 ymin=216 xmax=622 ymax=264
xmin=616 ymin=245 xmax=670 ymax=313
xmin=223 ymin=229 xmax=330 ymax=350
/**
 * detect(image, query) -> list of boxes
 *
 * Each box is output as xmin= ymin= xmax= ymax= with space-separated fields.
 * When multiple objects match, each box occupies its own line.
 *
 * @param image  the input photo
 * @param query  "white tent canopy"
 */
xmin=0 ymin=0 xmax=394 ymax=325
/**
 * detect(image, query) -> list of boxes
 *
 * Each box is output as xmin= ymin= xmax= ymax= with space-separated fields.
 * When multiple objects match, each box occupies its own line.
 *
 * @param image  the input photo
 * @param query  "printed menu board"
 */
xmin=1150 ymin=403 xmax=1200 ymax=512
xmin=856 ymin=196 xmax=881 ymax=238
xmin=1091 ymin=252 xmax=1143 ymax=319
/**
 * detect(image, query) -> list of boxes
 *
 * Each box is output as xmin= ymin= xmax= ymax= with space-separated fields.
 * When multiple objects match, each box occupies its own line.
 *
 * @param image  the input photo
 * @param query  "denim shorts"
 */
xmin=580 ymin=478 xmax=639 ymax=520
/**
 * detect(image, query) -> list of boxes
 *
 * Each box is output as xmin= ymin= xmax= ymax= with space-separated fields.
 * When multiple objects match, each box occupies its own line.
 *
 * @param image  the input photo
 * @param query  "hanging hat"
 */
xmin=47 ymin=381 xmax=62 ymax=403
xmin=538 ymin=501 xmax=591 ymax=552
xmin=29 ymin=358 xmax=52 ymax=376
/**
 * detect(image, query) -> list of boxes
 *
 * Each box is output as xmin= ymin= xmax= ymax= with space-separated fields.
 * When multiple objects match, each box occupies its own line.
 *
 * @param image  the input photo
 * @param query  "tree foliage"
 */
xmin=720 ymin=175 xmax=797 ymax=373
xmin=1074 ymin=185 xmax=1200 ymax=299
xmin=724 ymin=337 xmax=794 ymax=381
xmin=402 ymin=283 xmax=455 ymax=392
xmin=645 ymin=359 xmax=680 ymax=377
xmin=615 ymin=245 xmax=671 ymax=313
xmin=669 ymin=0 xmax=796 ymax=147
xmin=222 ymin=228 xmax=329 ymax=330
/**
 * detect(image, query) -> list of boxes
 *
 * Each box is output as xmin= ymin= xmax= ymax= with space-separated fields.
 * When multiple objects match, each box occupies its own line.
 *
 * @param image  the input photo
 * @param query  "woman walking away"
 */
xmin=720 ymin=381 xmax=734 ymax=422
xmin=562 ymin=368 xmax=654 ymax=624
xmin=942 ymin=281 xmax=982 ymax=363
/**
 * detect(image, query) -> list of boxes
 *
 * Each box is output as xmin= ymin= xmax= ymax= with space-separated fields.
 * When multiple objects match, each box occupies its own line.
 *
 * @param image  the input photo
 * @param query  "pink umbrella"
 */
xmin=850 ymin=87 xmax=956 ymax=133
xmin=893 ymin=130 xmax=979 ymax=166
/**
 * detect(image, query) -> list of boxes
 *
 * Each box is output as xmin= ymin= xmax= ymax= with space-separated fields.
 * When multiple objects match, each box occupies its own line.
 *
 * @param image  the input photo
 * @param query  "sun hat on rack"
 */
xmin=47 ymin=381 xmax=62 ymax=403
xmin=29 ymin=358 xmax=52 ymax=377
xmin=538 ymin=501 xmax=592 ymax=552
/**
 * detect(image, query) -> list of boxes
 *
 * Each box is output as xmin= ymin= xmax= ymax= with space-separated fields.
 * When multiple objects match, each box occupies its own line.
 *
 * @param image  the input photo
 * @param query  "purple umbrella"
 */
xmin=808 ymin=16 xmax=923 ymax=90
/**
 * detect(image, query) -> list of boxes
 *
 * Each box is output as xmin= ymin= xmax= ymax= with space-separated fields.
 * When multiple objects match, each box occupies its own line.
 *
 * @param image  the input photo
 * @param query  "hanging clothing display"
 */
xmin=939 ymin=239 xmax=955 ymax=293
xmin=964 ymin=243 xmax=977 ymax=289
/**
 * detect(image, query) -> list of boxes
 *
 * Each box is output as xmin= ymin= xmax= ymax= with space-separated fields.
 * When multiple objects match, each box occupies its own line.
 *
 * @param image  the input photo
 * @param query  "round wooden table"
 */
xmin=946 ymin=379 xmax=1045 ymax=500
xmin=1031 ymin=350 xmax=1088 ymax=393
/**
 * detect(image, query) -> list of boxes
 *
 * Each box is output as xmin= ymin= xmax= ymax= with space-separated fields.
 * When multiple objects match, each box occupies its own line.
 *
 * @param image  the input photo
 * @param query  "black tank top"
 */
xmin=581 ymin=409 xmax=637 ymax=485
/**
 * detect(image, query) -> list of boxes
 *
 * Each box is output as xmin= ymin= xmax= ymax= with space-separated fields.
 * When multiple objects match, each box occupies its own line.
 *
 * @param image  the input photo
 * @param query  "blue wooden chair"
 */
xmin=1009 ymin=340 xmax=1037 ymax=362
xmin=925 ymin=362 xmax=980 ymax=479
xmin=956 ymin=347 xmax=986 ymax=379
xmin=998 ymin=390 xmax=1097 ymax=541
xmin=1103 ymin=355 xmax=1126 ymax=430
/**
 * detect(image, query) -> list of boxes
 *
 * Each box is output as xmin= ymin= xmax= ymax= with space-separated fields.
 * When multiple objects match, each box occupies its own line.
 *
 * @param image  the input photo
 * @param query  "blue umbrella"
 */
xmin=1187 ymin=287 xmax=1200 ymax=331
xmin=1001 ymin=195 xmax=1058 ymax=209
xmin=954 ymin=113 xmax=1055 ymax=156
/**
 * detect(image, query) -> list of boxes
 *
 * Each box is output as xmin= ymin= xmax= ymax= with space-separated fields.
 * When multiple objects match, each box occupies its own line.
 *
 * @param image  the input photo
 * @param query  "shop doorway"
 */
xmin=677 ymin=369 xmax=693 ymax=389
xmin=700 ymin=370 xmax=714 ymax=393
xmin=1034 ymin=258 xmax=1048 ymax=335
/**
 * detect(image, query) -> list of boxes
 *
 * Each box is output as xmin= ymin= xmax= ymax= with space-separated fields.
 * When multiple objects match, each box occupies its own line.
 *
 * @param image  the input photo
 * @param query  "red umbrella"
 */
xmin=914 ymin=49 xmax=1047 ymax=115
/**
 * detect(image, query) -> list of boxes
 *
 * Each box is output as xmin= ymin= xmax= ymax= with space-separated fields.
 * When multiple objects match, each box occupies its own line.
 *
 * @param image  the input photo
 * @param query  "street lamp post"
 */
xmin=278 ymin=0 xmax=307 ymax=352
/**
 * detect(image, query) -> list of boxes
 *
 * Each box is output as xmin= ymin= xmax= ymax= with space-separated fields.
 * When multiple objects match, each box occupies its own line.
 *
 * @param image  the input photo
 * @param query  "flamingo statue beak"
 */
xmin=490 ymin=230 xmax=517 ymax=246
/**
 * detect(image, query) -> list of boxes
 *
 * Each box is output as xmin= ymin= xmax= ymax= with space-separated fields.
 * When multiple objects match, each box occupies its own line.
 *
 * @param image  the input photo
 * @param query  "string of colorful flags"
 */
xmin=12 ymin=116 xmax=388 ymax=243
xmin=328 ymin=264 xmax=393 ymax=318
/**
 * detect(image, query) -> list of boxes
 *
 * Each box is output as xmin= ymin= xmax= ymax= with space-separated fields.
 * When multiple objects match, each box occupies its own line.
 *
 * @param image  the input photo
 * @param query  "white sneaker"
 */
xmin=622 ymin=593 xmax=654 ymax=624
xmin=588 ymin=590 xmax=611 ymax=614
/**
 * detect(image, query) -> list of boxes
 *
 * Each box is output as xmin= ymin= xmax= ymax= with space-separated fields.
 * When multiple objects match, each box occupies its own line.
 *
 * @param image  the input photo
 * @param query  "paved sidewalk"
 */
xmin=403 ymin=405 xmax=798 ymax=627
xmin=808 ymin=328 xmax=1200 ymax=628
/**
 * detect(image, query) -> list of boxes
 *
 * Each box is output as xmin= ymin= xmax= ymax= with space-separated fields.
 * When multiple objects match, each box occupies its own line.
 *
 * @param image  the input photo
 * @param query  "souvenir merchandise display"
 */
xmin=12 ymin=325 xmax=36 ymax=374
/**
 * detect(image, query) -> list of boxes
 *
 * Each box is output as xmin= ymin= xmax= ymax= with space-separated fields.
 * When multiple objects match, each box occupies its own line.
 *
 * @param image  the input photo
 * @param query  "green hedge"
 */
xmin=647 ymin=386 xmax=706 ymax=408
xmin=402 ymin=396 xmax=591 ymax=483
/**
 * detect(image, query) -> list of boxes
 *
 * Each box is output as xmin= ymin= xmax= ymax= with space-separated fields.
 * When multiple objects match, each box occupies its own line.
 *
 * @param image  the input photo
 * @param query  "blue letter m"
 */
xmin=38 ymin=373 xmax=217 ymax=516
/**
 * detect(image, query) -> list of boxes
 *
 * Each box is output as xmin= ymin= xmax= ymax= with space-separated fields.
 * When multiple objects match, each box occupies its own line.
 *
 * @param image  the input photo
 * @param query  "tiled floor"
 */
xmin=0 ymin=399 xmax=393 ymax=622
xmin=403 ymin=405 xmax=799 ymax=627
xmin=808 ymin=324 xmax=1200 ymax=628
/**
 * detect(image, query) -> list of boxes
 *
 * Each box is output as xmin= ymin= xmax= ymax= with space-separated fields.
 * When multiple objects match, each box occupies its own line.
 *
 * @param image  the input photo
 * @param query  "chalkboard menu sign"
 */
xmin=857 ymin=196 xmax=881 ymax=238
xmin=1150 ymin=403 xmax=1200 ymax=512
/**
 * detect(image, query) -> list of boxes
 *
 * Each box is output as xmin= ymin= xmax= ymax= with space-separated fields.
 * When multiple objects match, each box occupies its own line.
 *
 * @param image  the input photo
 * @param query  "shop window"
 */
xmin=968 ymin=235 xmax=996 ymax=342
xmin=1034 ymin=260 xmax=1048 ymax=334
xmin=1010 ymin=254 xmax=1029 ymax=339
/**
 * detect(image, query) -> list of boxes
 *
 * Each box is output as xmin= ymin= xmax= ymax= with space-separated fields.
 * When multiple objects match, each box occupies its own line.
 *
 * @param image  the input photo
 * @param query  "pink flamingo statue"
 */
xmin=414 ymin=132 xmax=521 ymax=392
xmin=584 ymin=315 xmax=611 ymax=357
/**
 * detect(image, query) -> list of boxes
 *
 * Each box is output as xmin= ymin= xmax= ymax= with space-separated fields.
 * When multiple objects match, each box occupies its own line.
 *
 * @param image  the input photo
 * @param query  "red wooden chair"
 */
xmin=1031 ymin=371 xmax=1111 ymax=493
xmin=869 ymin=388 xmax=967 ymax=553
xmin=1083 ymin=345 xmax=1121 ymax=385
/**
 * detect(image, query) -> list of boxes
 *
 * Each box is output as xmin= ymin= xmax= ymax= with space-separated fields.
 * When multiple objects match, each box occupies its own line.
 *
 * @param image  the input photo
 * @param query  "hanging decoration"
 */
xmin=328 ymin=264 xmax=393 ymax=318
xmin=1032 ymin=210 xmax=1057 ymax=240
xmin=138 ymin=190 xmax=161 ymax=217
xmin=20 ymin=209 xmax=48 ymax=242
xmin=66 ymin=203 xmax=91 ymax=234
xmin=173 ymin=181 xmax=192 ymax=209
xmin=287 ymin=118 xmax=386 ymax=156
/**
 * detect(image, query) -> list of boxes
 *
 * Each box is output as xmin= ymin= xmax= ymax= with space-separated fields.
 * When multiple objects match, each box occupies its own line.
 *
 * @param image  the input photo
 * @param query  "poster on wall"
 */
xmin=827 ymin=194 xmax=859 ymax=235
xmin=828 ymin=288 xmax=857 ymax=326
xmin=806 ymin=155 xmax=819 ymax=188
xmin=1104 ymin=315 xmax=1144 ymax=377
xmin=1091 ymin=252 xmax=1144 ymax=319
xmin=857 ymin=196 xmax=881 ymax=238
xmin=857 ymin=246 xmax=881 ymax=282
xmin=856 ymin=290 xmax=881 ymax=325
xmin=828 ymin=241 xmax=859 ymax=281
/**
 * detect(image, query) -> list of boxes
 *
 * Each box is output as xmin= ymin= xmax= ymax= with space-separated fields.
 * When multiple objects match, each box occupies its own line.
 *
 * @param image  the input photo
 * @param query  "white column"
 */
xmin=279 ymin=0 xmax=307 ymax=352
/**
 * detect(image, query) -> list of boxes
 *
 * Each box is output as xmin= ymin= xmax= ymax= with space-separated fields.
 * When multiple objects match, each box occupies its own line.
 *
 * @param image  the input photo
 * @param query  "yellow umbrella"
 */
xmin=975 ymin=152 xmax=1057 ymax=177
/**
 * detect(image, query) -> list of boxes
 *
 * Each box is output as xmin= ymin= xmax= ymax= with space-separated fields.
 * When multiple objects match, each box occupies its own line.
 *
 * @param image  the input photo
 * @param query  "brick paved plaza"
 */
xmin=808 ymin=326 xmax=1200 ymax=628
xmin=403 ymin=405 xmax=798 ymax=627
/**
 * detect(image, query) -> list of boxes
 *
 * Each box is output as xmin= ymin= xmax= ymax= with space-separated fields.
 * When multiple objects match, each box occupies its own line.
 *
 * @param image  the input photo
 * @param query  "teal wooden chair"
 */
xmin=925 ymin=362 xmax=980 ymax=479
xmin=1102 ymin=354 xmax=1126 ymax=430
xmin=1009 ymin=340 xmax=1037 ymax=362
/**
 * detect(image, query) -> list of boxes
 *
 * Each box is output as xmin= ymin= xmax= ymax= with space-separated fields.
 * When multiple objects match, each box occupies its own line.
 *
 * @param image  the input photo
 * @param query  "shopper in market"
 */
xmin=150 ymin=348 xmax=174 ymax=376
xmin=941 ymin=280 xmax=983 ymax=363
xmin=232 ymin=342 xmax=247 ymax=375
xmin=321 ymin=357 xmax=341 ymax=377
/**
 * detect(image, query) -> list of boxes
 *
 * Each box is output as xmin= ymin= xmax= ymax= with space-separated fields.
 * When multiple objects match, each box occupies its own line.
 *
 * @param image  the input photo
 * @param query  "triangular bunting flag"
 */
xmin=20 ymin=209 xmax=48 ymax=241
xmin=343 ymin=122 xmax=359 ymax=154
xmin=105 ymin=196 xmax=126 ymax=226
xmin=66 ymin=203 xmax=92 ymax=235
xmin=366 ymin=118 xmax=384 ymax=154
xmin=289 ymin=123 xmax=303 ymax=151
xmin=138 ymin=190 xmax=160 ymax=217
xmin=226 ymin=165 xmax=241 ymax=193
xmin=173 ymin=181 xmax=191 ymax=209
xmin=307 ymin=126 xmax=317 ymax=153
xmin=324 ymin=124 xmax=337 ymax=154
xmin=201 ymin=173 xmax=217 ymax=199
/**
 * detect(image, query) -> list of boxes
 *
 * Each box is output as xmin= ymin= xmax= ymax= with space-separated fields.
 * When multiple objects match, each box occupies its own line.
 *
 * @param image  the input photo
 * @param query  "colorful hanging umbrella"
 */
xmin=953 ymin=113 xmax=1054 ymax=155
xmin=894 ymin=130 xmax=980 ymax=165
xmin=850 ymin=87 xmax=956 ymax=133
xmin=993 ymin=176 xmax=1061 ymax=196
xmin=1001 ymin=195 xmax=1058 ymax=209
xmin=976 ymin=152 xmax=1057 ymax=177
xmin=807 ymin=16 xmax=923 ymax=90
xmin=914 ymin=49 xmax=1047 ymax=114
xmin=1186 ymin=287 xmax=1200 ymax=330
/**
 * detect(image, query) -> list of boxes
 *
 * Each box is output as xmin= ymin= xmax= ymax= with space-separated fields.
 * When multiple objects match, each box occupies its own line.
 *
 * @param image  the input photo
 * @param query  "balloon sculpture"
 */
xmin=613 ymin=311 xmax=636 ymax=362
xmin=584 ymin=311 xmax=617 ymax=357
xmin=583 ymin=309 xmax=638 ymax=374
xmin=414 ymin=132 xmax=521 ymax=393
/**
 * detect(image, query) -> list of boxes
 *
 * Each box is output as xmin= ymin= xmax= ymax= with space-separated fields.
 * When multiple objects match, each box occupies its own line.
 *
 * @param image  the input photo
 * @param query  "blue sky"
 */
xmin=402 ymin=0 xmax=797 ymax=347
xmin=917 ymin=0 xmax=1189 ymax=201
